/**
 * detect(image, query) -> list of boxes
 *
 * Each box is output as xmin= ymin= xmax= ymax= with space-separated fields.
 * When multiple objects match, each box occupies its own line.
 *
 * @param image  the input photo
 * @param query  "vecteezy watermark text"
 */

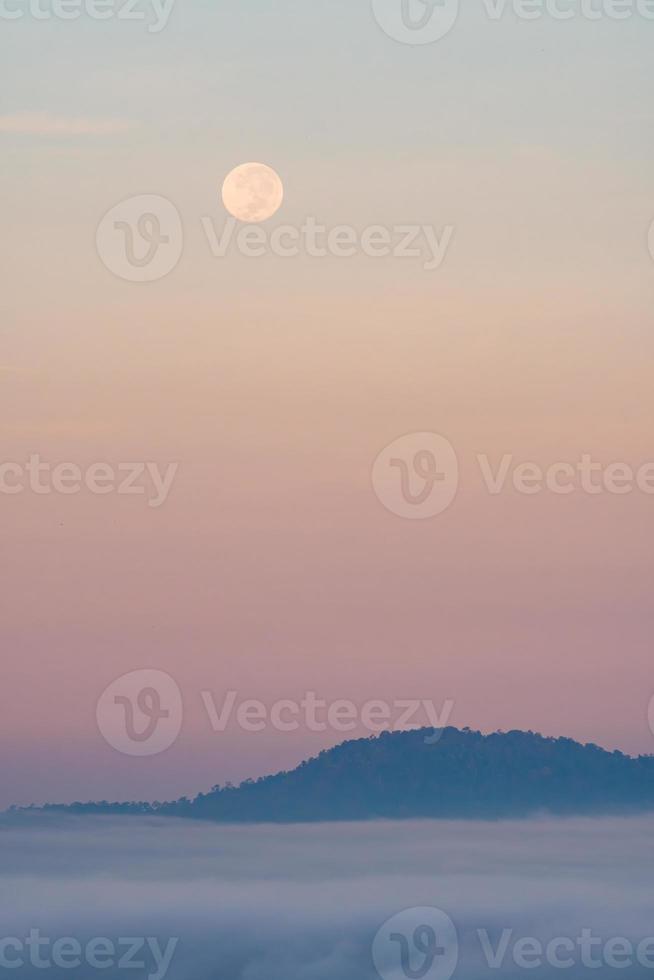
xmin=372 ymin=906 xmax=654 ymax=980
xmin=373 ymin=432 xmax=654 ymax=519
xmin=371 ymin=0 xmax=654 ymax=46
xmin=201 ymin=690 xmax=454 ymax=736
xmin=96 ymin=669 xmax=455 ymax=756
xmin=476 ymin=928 xmax=654 ymax=971
xmin=95 ymin=193 xmax=455 ymax=282
xmin=201 ymin=216 xmax=455 ymax=271
xmin=0 ymin=0 xmax=175 ymax=31
xmin=0 ymin=931 xmax=178 ymax=979
xmin=0 ymin=455 xmax=178 ymax=508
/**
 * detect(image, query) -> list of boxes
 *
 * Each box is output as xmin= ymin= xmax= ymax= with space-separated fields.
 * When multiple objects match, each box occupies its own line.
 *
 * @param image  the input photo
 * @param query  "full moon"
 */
xmin=221 ymin=162 xmax=284 ymax=223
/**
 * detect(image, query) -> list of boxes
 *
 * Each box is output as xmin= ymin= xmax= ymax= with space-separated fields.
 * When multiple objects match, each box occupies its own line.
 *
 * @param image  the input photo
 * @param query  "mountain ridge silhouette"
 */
xmin=13 ymin=726 xmax=654 ymax=822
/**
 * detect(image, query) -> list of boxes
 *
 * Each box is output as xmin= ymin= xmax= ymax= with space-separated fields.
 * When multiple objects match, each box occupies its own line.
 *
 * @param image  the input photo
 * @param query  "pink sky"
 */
xmin=3 ymin=3 xmax=654 ymax=808
xmin=3 ymin=286 xmax=654 ymax=807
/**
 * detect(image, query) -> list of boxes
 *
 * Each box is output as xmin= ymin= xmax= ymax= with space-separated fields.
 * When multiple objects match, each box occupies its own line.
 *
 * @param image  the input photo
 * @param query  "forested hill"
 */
xmin=20 ymin=727 xmax=654 ymax=823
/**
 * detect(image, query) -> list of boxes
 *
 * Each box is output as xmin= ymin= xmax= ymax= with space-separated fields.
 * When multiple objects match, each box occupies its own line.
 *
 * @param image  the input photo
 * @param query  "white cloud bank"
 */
xmin=1 ymin=815 xmax=654 ymax=979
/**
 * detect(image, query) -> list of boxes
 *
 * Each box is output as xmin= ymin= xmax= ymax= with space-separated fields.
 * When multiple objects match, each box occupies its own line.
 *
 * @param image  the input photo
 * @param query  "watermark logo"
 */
xmin=371 ymin=0 xmax=460 ymax=44
xmin=372 ymin=0 xmax=654 ymax=43
xmin=373 ymin=435 xmax=654 ymax=520
xmin=97 ymin=673 xmax=454 ymax=756
xmin=477 ymin=926 xmax=654 ymax=970
xmin=96 ymin=195 xmax=183 ymax=282
xmin=202 ymin=216 xmax=453 ymax=270
xmin=96 ymin=173 xmax=454 ymax=281
xmin=372 ymin=432 xmax=459 ymax=519
xmin=0 ymin=0 xmax=176 ymax=32
xmin=0 ymin=456 xmax=178 ymax=507
xmin=374 ymin=910 xmax=654 ymax=976
xmin=373 ymin=907 xmax=459 ymax=980
xmin=0 ymin=931 xmax=177 ymax=979
xmin=96 ymin=669 xmax=183 ymax=756
xmin=648 ymin=695 xmax=654 ymax=741
xmin=201 ymin=691 xmax=454 ymax=739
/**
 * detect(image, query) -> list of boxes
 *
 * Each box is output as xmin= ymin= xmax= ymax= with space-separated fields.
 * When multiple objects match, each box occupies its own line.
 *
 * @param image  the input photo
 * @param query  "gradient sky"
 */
xmin=2 ymin=0 xmax=654 ymax=808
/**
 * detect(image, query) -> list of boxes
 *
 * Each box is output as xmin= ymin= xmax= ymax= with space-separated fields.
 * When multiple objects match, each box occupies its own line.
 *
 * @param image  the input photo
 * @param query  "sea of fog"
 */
xmin=1 ymin=814 xmax=654 ymax=979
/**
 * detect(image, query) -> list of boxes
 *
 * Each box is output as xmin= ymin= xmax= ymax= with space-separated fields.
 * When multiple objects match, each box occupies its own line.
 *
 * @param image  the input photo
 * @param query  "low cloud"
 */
xmin=1 ymin=814 xmax=653 ymax=979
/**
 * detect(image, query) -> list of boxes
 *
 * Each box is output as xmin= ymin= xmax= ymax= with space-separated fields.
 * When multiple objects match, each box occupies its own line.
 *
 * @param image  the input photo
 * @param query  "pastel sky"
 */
xmin=2 ymin=0 xmax=654 ymax=808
